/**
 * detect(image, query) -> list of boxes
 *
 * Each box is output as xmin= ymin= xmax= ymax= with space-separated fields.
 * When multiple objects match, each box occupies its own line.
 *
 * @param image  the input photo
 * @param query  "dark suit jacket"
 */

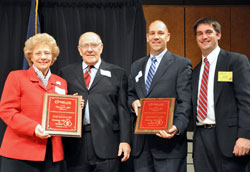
xmin=192 ymin=49 xmax=250 ymax=157
xmin=128 ymin=51 xmax=192 ymax=159
xmin=59 ymin=60 xmax=131 ymax=165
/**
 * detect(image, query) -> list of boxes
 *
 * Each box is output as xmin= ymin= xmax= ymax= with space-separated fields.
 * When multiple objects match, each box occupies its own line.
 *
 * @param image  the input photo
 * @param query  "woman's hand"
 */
xmin=35 ymin=124 xmax=51 ymax=139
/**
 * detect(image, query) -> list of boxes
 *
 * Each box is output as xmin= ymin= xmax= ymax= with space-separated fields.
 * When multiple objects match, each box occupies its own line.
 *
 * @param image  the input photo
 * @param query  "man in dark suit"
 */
xmin=192 ymin=17 xmax=250 ymax=172
xmin=128 ymin=20 xmax=192 ymax=172
xmin=59 ymin=32 xmax=131 ymax=172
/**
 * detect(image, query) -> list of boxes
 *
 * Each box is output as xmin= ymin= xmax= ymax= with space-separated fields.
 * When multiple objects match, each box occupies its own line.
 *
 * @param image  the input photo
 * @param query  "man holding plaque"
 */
xmin=128 ymin=20 xmax=192 ymax=172
xmin=59 ymin=32 xmax=131 ymax=172
xmin=192 ymin=17 xmax=250 ymax=172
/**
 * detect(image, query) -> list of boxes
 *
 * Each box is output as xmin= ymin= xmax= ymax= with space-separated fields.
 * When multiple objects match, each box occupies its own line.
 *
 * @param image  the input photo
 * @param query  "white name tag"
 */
xmin=100 ymin=69 xmax=111 ymax=77
xmin=55 ymin=86 xmax=66 ymax=95
xmin=135 ymin=71 xmax=142 ymax=82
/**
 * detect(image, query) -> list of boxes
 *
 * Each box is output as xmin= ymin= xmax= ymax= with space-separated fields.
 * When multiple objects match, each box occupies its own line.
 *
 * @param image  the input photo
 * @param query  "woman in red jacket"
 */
xmin=0 ymin=33 xmax=67 ymax=172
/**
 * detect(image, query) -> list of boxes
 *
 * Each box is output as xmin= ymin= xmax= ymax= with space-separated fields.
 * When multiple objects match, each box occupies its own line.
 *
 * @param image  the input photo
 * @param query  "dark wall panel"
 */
xmin=231 ymin=7 xmax=250 ymax=60
xmin=184 ymin=0 xmax=250 ymax=5
xmin=142 ymin=0 xmax=250 ymax=5
xmin=143 ymin=5 xmax=185 ymax=56
xmin=142 ymin=0 xmax=184 ymax=5
xmin=185 ymin=6 xmax=231 ymax=68
xmin=143 ymin=6 xmax=250 ymax=68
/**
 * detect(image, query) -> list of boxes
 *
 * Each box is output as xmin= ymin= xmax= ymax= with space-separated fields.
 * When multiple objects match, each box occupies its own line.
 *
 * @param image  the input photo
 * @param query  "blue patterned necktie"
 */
xmin=145 ymin=57 xmax=157 ymax=94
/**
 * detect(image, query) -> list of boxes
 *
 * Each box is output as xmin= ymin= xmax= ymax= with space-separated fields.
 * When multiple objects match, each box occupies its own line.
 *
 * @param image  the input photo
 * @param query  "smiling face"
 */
xmin=31 ymin=44 xmax=52 ymax=76
xmin=78 ymin=32 xmax=103 ymax=66
xmin=147 ymin=21 xmax=170 ymax=56
xmin=196 ymin=23 xmax=221 ymax=57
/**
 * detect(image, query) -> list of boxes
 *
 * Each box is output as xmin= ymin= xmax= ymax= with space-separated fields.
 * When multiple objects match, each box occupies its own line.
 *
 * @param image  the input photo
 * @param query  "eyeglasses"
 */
xmin=34 ymin=51 xmax=51 ymax=57
xmin=79 ymin=43 xmax=101 ymax=50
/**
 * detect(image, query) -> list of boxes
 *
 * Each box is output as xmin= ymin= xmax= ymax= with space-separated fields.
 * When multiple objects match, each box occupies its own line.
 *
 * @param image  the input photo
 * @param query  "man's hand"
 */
xmin=118 ymin=142 xmax=131 ymax=162
xmin=35 ymin=124 xmax=51 ymax=139
xmin=233 ymin=138 xmax=250 ymax=156
xmin=132 ymin=100 xmax=141 ymax=116
xmin=156 ymin=125 xmax=179 ymax=139
xmin=73 ymin=93 xmax=85 ymax=109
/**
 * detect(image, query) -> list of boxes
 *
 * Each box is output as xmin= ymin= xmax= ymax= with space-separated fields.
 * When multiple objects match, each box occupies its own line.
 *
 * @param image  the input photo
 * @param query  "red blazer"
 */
xmin=0 ymin=67 xmax=67 ymax=162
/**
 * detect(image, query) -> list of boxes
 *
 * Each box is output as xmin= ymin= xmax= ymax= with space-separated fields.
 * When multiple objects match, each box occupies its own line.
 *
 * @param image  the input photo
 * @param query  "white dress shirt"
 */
xmin=197 ymin=46 xmax=221 ymax=125
xmin=144 ymin=49 xmax=167 ymax=83
xmin=82 ymin=59 xmax=101 ymax=125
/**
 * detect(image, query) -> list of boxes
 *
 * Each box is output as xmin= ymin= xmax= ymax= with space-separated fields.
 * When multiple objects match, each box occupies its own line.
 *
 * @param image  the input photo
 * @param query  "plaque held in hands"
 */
xmin=134 ymin=98 xmax=175 ymax=134
xmin=42 ymin=93 xmax=82 ymax=137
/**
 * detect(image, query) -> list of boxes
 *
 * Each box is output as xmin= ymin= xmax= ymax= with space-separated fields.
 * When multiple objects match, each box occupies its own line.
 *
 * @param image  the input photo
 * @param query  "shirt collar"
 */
xmin=149 ymin=49 xmax=168 ymax=62
xmin=82 ymin=58 xmax=102 ymax=70
xmin=202 ymin=46 xmax=220 ymax=65
xmin=32 ymin=64 xmax=51 ymax=79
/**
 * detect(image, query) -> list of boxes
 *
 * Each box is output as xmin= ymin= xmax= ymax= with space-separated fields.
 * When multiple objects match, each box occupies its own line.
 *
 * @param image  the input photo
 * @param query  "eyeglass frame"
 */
xmin=78 ymin=43 xmax=102 ymax=50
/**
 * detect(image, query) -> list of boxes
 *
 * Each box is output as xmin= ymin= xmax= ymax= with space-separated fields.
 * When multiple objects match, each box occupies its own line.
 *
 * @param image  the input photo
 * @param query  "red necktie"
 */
xmin=84 ymin=66 xmax=91 ymax=88
xmin=197 ymin=58 xmax=210 ymax=121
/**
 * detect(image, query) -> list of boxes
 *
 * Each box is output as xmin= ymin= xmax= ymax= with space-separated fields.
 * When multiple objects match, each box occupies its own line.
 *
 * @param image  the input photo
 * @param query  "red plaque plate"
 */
xmin=42 ymin=93 xmax=82 ymax=137
xmin=135 ymin=98 xmax=175 ymax=134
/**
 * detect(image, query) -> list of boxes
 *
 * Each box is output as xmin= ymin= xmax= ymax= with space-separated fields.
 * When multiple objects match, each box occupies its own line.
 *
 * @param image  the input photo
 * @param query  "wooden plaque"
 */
xmin=42 ymin=93 xmax=82 ymax=137
xmin=135 ymin=98 xmax=175 ymax=134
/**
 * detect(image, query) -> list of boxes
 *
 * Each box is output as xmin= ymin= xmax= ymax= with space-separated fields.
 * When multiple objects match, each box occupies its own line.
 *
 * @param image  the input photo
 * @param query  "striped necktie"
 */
xmin=197 ymin=58 xmax=210 ymax=121
xmin=84 ymin=66 xmax=92 ymax=88
xmin=145 ymin=57 xmax=157 ymax=94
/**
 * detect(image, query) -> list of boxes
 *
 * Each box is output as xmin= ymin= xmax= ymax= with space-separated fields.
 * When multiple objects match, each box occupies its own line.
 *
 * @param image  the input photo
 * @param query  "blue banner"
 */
xmin=23 ymin=0 xmax=41 ymax=69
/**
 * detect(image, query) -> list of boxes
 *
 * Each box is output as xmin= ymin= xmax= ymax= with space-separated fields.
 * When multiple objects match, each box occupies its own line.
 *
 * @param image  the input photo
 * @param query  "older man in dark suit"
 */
xmin=192 ymin=17 xmax=250 ymax=172
xmin=59 ymin=32 xmax=131 ymax=172
xmin=128 ymin=20 xmax=192 ymax=172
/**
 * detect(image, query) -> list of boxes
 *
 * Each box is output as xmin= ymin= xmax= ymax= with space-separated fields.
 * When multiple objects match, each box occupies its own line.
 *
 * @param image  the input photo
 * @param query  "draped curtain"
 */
xmin=0 ymin=0 xmax=31 ymax=156
xmin=0 ymin=0 xmax=146 ymax=96
xmin=38 ymin=0 xmax=146 ymax=75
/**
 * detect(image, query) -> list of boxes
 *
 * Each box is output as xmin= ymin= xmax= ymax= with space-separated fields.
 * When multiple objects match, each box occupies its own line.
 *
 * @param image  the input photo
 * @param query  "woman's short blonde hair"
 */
xmin=24 ymin=33 xmax=60 ymax=66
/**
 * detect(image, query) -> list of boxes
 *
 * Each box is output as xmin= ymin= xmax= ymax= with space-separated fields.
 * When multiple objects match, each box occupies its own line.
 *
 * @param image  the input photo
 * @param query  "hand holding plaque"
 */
xmin=134 ymin=98 xmax=175 ymax=134
xmin=42 ymin=93 xmax=82 ymax=137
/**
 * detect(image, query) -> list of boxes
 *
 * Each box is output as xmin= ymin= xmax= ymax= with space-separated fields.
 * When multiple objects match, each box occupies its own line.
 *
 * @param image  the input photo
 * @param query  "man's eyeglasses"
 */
xmin=79 ymin=43 xmax=101 ymax=50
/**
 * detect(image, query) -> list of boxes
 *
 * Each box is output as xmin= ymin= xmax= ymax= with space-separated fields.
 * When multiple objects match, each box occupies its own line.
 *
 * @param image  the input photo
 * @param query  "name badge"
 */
xmin=100 ymin=69 xmax=111 ymax=77
xmin=218 ymin=71 xmax=233 ymax=82
xmin=135 ymin=71 xmax=142 ymax=82
xmin=55 ymin=86 xmax=66 ymax=95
